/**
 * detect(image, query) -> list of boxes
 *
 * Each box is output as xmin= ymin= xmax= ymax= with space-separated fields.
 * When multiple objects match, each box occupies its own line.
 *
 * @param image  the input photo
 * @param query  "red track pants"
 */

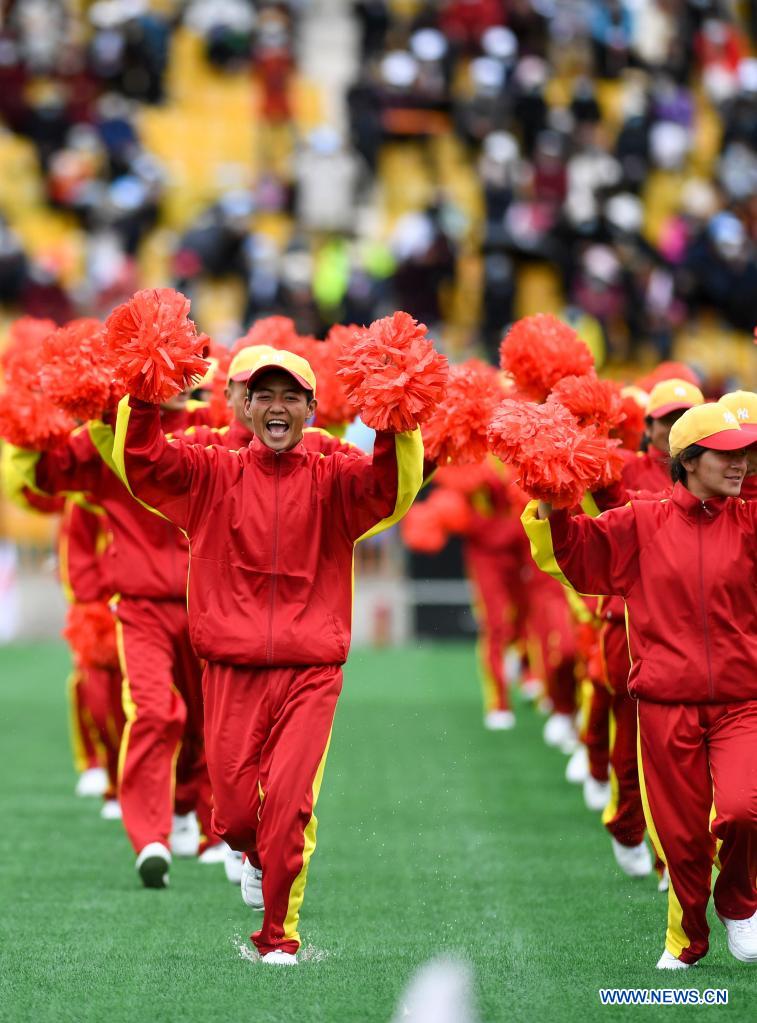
xmin=202 ymin=662 xmax=342 ymax=956
xmin=581 ymin=680 xmax=610 ymax=782
xmin=79 ymin=665 xmax=125 ymax=799
xmin=638 ymin=699 xmax=757 ymax=964
xmin=465 ymin=548 xmax=525 ymax=714
xmin=527 ymin=575 xmax=577 ymax=715
xmin=67 ymin=668 xmax=103 ymax=774
xmin=115 ymin=597 xmax=215 ymax=854
xmin=600 ymin=620 xmax=647 ymax=847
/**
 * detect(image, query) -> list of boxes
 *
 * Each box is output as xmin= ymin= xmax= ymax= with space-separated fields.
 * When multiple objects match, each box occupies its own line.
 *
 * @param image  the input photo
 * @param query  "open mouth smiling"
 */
xmin=266 ymin=419 xmax=290 ymax=439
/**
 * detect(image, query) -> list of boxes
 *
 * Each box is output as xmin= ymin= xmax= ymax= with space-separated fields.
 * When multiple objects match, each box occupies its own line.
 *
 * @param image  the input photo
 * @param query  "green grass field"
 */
xmin=0 ymin=641 xmax=751 ymax=1022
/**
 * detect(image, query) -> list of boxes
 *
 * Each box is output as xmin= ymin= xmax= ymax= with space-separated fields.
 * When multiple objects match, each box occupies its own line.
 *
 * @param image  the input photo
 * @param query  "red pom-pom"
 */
xmin=487 ymin=398 xmax=620 ymax=508
xmin=305 ymin=335 xmax=356 ymax=428
xmin=427 ymin=487 xmax=472 ymax=534
xmin=499 ymin=314 xmax=594 ymax=401
xmin=238 ymin=316 xmax=307 ymax=357
xmin=400 ymin=500 xmax=449 ymax=554
xmin=0 ymin=387 xmax=74 ymax=449
xmin=422 ymin=359 xmax=504 ymax=466
xmin=1 ymin=317 xmax=56 ymax=389
xmin=612 ymin=389 xmax=646 ymax=452
xmin=636 ymin=361 xmax=701 ymax=392
xmin=549 ymin=374 xmax=625 ymax=434
xmin=63 ymin=601 xmax=119 ymax=670
xmin=433 ymin=463 xmax=492 ymax=494
xmin=39 ymin=318 xmax=119 ymax=421
xmin=105 ymin=288 xmax=209 ymax=403
xmin=337 ymin=311 xmax=449 ymax=432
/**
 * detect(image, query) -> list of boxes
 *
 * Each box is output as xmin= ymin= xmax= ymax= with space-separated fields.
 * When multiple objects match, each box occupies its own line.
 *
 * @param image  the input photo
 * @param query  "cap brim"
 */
xmin=697 ymin=429 xmax=749 ymax=452
xmin=649 ymin=401 xmax=695 ymax=419
xmin=246 ymin=363 xmax=312 ymax=391
xmin=229 ymin=368 xmax=254 ymax=382
xmin=735 ymin=423 xmax=757 ymax=442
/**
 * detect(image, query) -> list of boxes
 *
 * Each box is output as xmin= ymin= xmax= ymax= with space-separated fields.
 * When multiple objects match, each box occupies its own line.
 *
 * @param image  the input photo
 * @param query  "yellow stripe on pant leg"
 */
xmin=282 ymin=730 xmax=333 ymax=948
xmin=601 ymin=707 xmax=619 ymax=828
xmin=67 ymin=670 xmax=89 ymax=774
xmin=636 ymin=705 xmax=688 ymax=959
xmin=115 ymin=618 xmax=137 ymax=787
xmin=709 ymin=800 xmax=723 ymax=872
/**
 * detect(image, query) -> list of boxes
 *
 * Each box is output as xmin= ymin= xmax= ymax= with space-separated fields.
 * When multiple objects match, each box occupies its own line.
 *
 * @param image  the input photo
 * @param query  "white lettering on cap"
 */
xmin=674 ymin=386 xmax=686 ymax=397
xmin=737 ymin=407 xmax=749 ymax=420
xmin=723 ymin=410 xmax=738 ymax=424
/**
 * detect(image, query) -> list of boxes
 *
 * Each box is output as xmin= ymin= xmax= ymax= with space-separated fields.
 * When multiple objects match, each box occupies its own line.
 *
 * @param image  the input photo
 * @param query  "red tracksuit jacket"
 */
xmin=58 ymin=500 xmax=110 ymax=603
xmin=113 ymin=397 xmax=423 ymax=666
xmin=523 ymin=483 xmax=757 ymax=704
xmin=7 ymin=405 xmax=213 ymax=600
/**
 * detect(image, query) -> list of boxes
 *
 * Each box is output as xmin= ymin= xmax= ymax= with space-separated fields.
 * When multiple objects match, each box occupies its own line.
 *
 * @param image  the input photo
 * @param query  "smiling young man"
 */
xmin=113 ymin=349 xmax=423 ymax=964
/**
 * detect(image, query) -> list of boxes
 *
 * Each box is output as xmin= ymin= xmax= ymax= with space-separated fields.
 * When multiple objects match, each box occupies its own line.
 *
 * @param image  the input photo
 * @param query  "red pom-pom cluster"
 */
xmin=613 ymin=390 xmax=646 ymax=452
xmin=499 ymin=314 xmax=594 ymax=401
xmin=63 ymin=601 xmax=119 ymax=670
xmin=308 ymin=330 xmax=357 ymax=429
xmin=422 ymin=359 xmax=503 ymax=466
xmin=337 ymin=311 xmax=449 ymax=432
xmin=239 ymin=316 xmax=306 ymax=356
xmin=39 ymin=318 xmax=119 ymax=421
xmin=401 ymin=486 xmax=471 ymax=553
xmin=105 ymin=288 xmax=209 ymax=403
xmin=549 ymin=374 xmax=625 ymax=434
xmin=1 ymin=317 xmax=56 ymax=389
xmin=0 ymin=388 xmax=74 ymax=449
xmin=487 ymin=398 xmax=620 ymax=508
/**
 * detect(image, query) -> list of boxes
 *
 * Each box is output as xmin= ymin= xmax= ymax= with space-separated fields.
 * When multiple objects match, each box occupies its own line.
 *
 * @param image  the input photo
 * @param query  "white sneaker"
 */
xmin=658 ymin=868 xmax=669 ymax=892
xmin=520 ymin=677 xmax=544 ymax=702
xmin=565 ymin=745 xmax=589 ymax=784
xmin=543 ymin=713 xmax=577 ymax=753
xmin=75 ymin=767 xmax=108 ymax=798
xmin=717 ymin=910 xmax=757 ymax=963
xmin=583 ymin=775 xmax=611 ymax=812
xmin=261 ymin=950 xmax=297 ymax=965
xmin=170 ymin=812 xmax=200 ymax=858
xmin=611 ymin=838 xmax=653 ymax=877
xmin=656 ymin=949 xmax=691 ymax=970
xmin=484 ymin=710 xmax=515 ymax=731
xmin=224 ymin=847 xmax=244 ymax=884
xmin=197 ymin=842 xmax=227 ymax=865
xmin=135 ymin=842 xmax=171 ymax=889
xmin=100 ymin=799 xmax=122 ymax=820
xmin=241 ymin=858 xmax=264 ymax=910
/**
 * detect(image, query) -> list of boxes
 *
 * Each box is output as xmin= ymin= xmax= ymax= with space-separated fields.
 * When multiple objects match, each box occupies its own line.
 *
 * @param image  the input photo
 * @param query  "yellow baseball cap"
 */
xmin=245 ymin=348 xmax=317 ymax=396
xmin=718 ymin=391 xmax=757 ymax=442
xmin=228 ymin=345 xmax=276 ymax=382
xmin=647 ymin=378 xmax=704 ymax=419
xmin=669 ymin=403 xmax=746 ymax=458
xmin=621 ymin=384 xmax=649 ymax=410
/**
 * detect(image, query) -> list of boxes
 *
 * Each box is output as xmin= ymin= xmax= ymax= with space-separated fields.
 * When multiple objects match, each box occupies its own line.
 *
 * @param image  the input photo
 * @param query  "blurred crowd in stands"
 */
xmin=0 ymin=0 xmax=755 ymax=368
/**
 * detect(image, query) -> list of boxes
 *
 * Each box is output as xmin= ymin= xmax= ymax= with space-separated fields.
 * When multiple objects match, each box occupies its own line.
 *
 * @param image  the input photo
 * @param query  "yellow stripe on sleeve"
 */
xmin=358 ymin=427 xmax=424 ymax=541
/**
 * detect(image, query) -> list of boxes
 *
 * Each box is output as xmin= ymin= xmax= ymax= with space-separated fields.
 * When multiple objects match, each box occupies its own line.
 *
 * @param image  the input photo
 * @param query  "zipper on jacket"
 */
xmin=697 ymin=510 xmax=715 ymax=699
xmin=266 ymin=457 xmax=281 ymax=664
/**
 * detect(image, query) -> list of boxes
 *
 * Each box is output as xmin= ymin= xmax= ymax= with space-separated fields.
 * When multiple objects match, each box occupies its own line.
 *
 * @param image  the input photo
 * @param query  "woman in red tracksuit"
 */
xmin=524 ymin=403 xmax=757 ymax=969
xmin=113 ymin=350 xmax=423 ymax=964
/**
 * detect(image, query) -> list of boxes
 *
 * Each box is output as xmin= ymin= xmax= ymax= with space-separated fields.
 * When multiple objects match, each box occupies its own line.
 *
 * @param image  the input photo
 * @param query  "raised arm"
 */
xmin=2 ymin=425 xmax=106 ymax=511
xmin=113 ymin=396 xmax=241 ymax=532
xmin=522 ymin=500 xmax=639 ymax=597
xmin=337 ymin=428 xmax=424 ymax=541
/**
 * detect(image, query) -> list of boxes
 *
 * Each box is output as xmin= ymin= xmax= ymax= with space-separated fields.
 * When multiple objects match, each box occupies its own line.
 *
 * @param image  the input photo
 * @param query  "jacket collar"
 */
xmin=646 ymin=445 xmax=669 ymax=466
xmin=246 ymin=433 xmax=308 ymax=474
xmin=671 ymin=481 xmax=729 ymax=519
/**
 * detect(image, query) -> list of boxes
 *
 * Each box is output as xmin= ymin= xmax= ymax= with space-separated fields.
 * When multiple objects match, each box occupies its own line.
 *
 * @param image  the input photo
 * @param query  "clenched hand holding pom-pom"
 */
xmin=105 ymin=288 xmax=209 ymax=403
xmin=487 ymin=398 xmax=620 ymax=508
xmin=422 ymin=360 xmax=503 ymax=466
xmin=337 ymin=311 xmax=448 ymax=433
xmin=499 ymin=314 xmax=594 ymax=402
